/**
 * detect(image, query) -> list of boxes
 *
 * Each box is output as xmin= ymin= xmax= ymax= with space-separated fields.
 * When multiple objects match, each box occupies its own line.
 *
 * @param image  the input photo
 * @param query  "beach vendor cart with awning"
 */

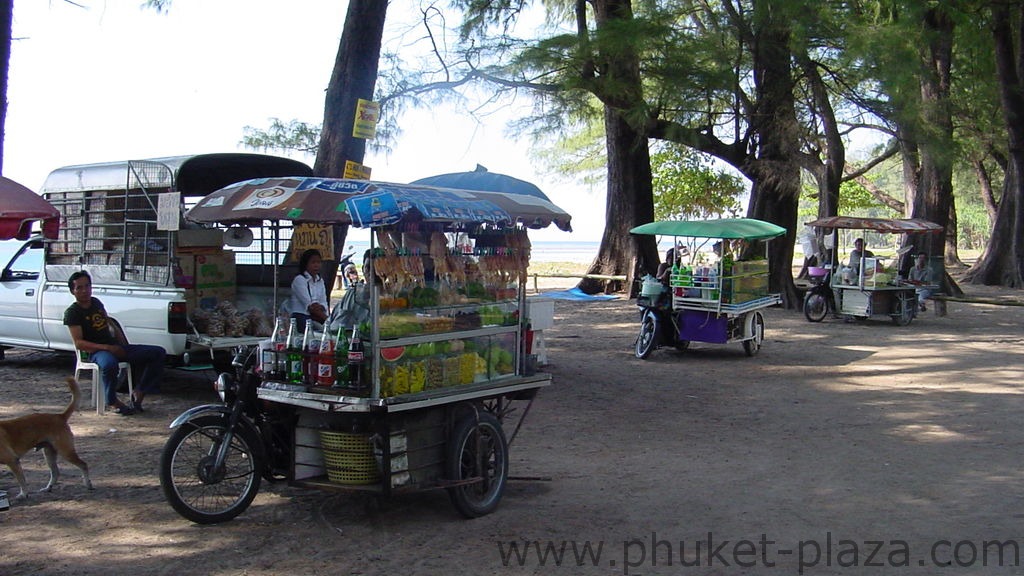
xmin=630 ymin=218 xmax=785 ymax=358
xmin=802 ymin=216 xmax=943 ymax=325
xmin=160 ymin=176 xmax=571 ymax=522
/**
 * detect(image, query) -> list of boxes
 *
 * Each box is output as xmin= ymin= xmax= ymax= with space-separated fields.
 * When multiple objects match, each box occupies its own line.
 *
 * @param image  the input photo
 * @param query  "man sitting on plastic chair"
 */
xmin=64 ymin=271 xmax=166 ymax=416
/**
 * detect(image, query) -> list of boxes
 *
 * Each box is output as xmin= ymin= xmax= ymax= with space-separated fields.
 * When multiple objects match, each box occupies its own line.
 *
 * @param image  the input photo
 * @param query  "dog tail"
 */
xmin=63 ymin=377 xmax=81 ymax=420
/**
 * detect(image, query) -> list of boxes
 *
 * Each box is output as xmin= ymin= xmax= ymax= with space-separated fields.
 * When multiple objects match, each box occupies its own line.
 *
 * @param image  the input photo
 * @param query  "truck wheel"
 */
xmin=446 ymin=411 xmax=508 ymax=518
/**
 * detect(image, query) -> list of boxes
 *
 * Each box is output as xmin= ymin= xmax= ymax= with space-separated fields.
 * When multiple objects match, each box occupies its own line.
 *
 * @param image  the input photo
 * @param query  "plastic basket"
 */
xmin=319 ymin=430 xmax=380 ymax=485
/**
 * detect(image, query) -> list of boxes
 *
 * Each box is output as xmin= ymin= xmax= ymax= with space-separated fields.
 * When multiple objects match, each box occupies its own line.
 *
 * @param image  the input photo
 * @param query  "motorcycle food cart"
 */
xmin=169 ymin=177 xmax=571 ymax=521
xmin=630 ymin=218 xmax=786 ymax=358
xmin=802 ymin=216 xmax=943 ymax=325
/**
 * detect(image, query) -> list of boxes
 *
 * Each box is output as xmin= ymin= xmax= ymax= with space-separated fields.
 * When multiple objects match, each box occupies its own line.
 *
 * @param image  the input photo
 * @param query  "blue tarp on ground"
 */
xmin=540 ymin=287 xmax=619 ymax=301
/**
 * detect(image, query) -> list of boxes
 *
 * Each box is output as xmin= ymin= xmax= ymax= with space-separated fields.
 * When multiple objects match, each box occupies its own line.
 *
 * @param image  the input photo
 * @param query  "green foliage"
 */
xmin=838 ymin=180 xmax=893 ymax=214
xmin=650 ymin=144 xmax=744 ymax=220
xmin=240 ymin=118 xmax=320 ymax=156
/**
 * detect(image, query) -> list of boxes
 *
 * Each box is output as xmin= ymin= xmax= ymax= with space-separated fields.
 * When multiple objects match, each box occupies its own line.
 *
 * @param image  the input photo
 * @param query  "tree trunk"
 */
xmin=897 ymin=123 xmax=921 ymax=217
xmin=744 ymin=6 xmax=802 ymax=308
xmin=912 ymin=6 xmax=955 ymax=258
xmin=578 ymin=0 xmax=658 ymax=295
xmin=312 ymin=0 xmax=389 ymax=280
xmin=899 ymin=5 xmax=958 ymax=311
xmin=964 ymin=2 xmax=1024 ymax=287
xmin=579 ymin=108 xmax=658 ymax=295
xmin=796 ymin=53 xmax=843 ymax=221
xmin=0 ymin=0 xmax=11 ymax=175
xmin=945 ymin=201 xmax=962 ymax=266
xmin=972 ymin=157 xmax=998 ymax=229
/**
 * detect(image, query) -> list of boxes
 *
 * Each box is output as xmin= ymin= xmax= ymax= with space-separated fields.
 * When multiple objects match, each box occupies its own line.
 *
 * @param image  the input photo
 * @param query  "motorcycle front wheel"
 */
xmin=803 ymin=292 xmax=829 ymax=323
xmin=160 ymin=415 xmax=263 ymax=524
xmin=635 ymin=312 xmax=658 ymax=359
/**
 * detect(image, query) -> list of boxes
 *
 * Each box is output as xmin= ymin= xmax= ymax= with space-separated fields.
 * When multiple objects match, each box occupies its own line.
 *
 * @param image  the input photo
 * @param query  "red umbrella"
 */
xmin=0 ymin=176 xmax=59 ymax=240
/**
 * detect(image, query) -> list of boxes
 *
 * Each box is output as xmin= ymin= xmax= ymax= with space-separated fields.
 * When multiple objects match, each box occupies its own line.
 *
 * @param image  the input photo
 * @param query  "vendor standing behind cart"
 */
xmin=846 ymin=238 xmax=875 ymax=283
xmin=283 ymin=249 xmax=328 ymax=331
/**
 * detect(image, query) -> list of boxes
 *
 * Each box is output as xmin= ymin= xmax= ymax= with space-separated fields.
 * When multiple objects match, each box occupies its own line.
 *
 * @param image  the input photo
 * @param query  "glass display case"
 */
xmin=367 ymin=225 xmax=529 ymax=401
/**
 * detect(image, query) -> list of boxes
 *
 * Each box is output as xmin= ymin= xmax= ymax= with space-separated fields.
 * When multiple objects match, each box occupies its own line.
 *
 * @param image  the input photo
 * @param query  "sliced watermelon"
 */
xmin=380 ymin=346 xmax=406 ymax=362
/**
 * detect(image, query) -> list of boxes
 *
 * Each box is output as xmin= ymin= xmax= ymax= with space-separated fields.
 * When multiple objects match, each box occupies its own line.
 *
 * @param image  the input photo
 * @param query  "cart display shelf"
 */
xmin=258 ymin=373 xmax=551 ymax=413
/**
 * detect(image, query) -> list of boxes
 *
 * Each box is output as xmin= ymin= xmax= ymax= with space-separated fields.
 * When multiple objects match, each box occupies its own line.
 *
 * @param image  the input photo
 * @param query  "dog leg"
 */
xmin=41 ymin=445 xmax=60 ymax=492
xmin=53 ymin=432 xmax=93 ymax=491
xmin=7 ymin=459 xmax=30 ymax=500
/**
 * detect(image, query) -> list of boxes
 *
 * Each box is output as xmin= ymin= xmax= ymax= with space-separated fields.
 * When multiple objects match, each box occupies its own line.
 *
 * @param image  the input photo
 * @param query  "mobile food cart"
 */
xmin=177 ymin=177 xmax=571 ymax=520
xmin=802 ymin=216 xmax=943 ymax=325
xmin=630 ymin=218 xmax=785 ymax=358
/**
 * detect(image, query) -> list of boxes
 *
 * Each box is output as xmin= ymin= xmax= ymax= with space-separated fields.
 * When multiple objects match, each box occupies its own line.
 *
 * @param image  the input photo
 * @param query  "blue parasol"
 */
xmin=411 ymin=165 xmax=551 ymax=201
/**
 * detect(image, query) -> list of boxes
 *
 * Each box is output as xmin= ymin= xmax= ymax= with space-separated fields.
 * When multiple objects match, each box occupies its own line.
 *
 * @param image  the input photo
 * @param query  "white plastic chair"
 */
xmin=74 ymin=318 xmax=134 ymax=415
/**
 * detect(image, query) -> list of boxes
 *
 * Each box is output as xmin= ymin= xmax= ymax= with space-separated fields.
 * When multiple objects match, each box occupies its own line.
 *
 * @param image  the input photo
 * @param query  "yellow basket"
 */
xmin=322 ymin=450 xmax=376 ymax=472
xmin=319 ymin=430 xmax=380 ymax=485
xmin=320 ymin=430 xmax=369 ymax=451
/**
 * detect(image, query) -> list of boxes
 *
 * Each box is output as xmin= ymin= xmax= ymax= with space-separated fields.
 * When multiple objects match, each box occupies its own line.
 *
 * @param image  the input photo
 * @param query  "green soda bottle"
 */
xmin=286 ymin=317 xmax=304 ymax=384
xmin=332 ymin=326 xmax=349 ymax=389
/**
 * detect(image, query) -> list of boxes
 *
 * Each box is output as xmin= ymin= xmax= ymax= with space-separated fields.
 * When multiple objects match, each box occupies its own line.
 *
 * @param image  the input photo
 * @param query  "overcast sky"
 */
xmin=6 ymin=0 xmax=603 ymax=241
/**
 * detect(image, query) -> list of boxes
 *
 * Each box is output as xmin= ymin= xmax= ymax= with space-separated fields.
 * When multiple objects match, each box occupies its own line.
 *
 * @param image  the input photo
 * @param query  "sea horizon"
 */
xmin=340 ymin=239 xmax=603 ymax=265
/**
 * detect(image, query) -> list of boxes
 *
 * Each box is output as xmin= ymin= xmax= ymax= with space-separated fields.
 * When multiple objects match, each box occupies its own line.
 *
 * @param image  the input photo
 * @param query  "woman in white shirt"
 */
xmin=286 ymin=249 xmax=328 ymax=330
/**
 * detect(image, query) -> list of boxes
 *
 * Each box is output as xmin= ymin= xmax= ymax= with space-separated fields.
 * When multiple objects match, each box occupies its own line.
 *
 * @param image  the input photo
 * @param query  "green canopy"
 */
xmin=630 ymin=218 xmax=787 ymax=240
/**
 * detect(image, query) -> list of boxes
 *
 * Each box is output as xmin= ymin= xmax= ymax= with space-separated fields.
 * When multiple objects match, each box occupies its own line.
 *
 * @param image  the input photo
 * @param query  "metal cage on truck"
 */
xmin=40 ymin=153 xmax=314 ymax=286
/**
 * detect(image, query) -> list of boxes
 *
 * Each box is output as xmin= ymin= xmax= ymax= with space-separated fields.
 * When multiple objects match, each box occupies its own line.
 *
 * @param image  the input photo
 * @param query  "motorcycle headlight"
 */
xmin=214 ymin=373 xmax=235 ymax=402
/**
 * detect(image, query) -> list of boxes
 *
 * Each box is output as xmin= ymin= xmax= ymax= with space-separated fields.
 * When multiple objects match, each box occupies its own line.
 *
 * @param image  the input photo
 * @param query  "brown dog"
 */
xmin=0 ymin=378 xmax=93 ymax=500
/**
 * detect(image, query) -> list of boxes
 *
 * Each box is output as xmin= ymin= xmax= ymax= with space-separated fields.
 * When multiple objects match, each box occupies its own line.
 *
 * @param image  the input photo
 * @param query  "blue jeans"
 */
xmin=89 ymin=344 xmax=166 ymax=406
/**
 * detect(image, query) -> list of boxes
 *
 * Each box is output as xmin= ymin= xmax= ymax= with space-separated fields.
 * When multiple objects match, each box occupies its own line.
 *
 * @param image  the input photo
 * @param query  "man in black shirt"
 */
xmin=64 ymin=271 xmax=166 ymax=415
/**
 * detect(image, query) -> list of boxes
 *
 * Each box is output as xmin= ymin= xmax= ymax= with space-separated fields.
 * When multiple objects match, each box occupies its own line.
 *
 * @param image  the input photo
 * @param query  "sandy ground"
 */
xmin=2 ymin=278 xmax=1024 ymax=575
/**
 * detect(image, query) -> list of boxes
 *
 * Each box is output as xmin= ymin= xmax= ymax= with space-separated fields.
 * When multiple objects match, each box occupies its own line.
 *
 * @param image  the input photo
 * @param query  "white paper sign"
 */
xmin=157 ymin=192 xmax=181 ymax=231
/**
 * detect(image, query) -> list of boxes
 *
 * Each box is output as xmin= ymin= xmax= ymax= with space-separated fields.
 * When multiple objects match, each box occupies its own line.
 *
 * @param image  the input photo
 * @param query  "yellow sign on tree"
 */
xmin=344 ymin=160 xmax=371 ymax=180
xmin=291 ymin=223 xmax=334 ymax=261
xmin=353 ymin=99 xmax=380 ymax=139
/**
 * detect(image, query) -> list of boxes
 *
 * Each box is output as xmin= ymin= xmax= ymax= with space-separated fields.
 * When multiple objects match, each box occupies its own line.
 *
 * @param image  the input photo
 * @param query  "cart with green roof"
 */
xmin=630 ymin=218 xmax=786 ymax=358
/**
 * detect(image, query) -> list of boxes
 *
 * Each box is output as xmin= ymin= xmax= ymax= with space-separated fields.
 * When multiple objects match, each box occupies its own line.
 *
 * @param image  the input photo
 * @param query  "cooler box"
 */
xmin=677 ymin=310 xmax=728 ymax=344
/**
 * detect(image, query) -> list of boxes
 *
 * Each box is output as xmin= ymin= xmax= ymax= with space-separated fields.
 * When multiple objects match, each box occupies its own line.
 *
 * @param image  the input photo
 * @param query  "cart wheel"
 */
xmin=635 ymin=311 xmax=658 ymax=359
xmin=743 ymin=311 xmax=765 ymax=357
xmin=446 ymin=411 xmax=509 ymax=518
xmin=891 ymin=292 xmax=915 ymax=326
xmin=803 ymin=292 xmax=828 ymax=322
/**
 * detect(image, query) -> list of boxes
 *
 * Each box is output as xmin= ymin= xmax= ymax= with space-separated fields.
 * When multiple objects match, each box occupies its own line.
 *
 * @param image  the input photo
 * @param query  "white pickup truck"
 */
xmin=0 ymin=153 xmax=314 ymax=363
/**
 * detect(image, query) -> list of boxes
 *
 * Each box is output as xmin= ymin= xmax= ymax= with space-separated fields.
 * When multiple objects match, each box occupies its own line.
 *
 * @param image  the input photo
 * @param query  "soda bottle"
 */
xmin=316 ymin=327 xmax=338 ymax=387
xmin=268 ymin=315 xmax=288 ymax=380
xmin=262 ymin=316 xmax=283 ymax=378
xmin=347 ymin=326 xmax=365 ymax=391
xmin=302 ymin=323 xmax=322 ymax=385
xmin=332 ymin=327 xmax=349 ymax=388
xmin=286 ymin=317 xmax=304 ymax=384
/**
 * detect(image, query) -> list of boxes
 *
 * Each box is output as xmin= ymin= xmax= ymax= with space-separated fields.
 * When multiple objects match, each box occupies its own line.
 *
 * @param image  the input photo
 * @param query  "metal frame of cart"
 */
xmin=631 ymin=218 xmax=786 ymax=356
xmin=185 ymin=177 xmax=572 ymax=517
xmin=804 ymin=216 xmax=943 ymax=326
